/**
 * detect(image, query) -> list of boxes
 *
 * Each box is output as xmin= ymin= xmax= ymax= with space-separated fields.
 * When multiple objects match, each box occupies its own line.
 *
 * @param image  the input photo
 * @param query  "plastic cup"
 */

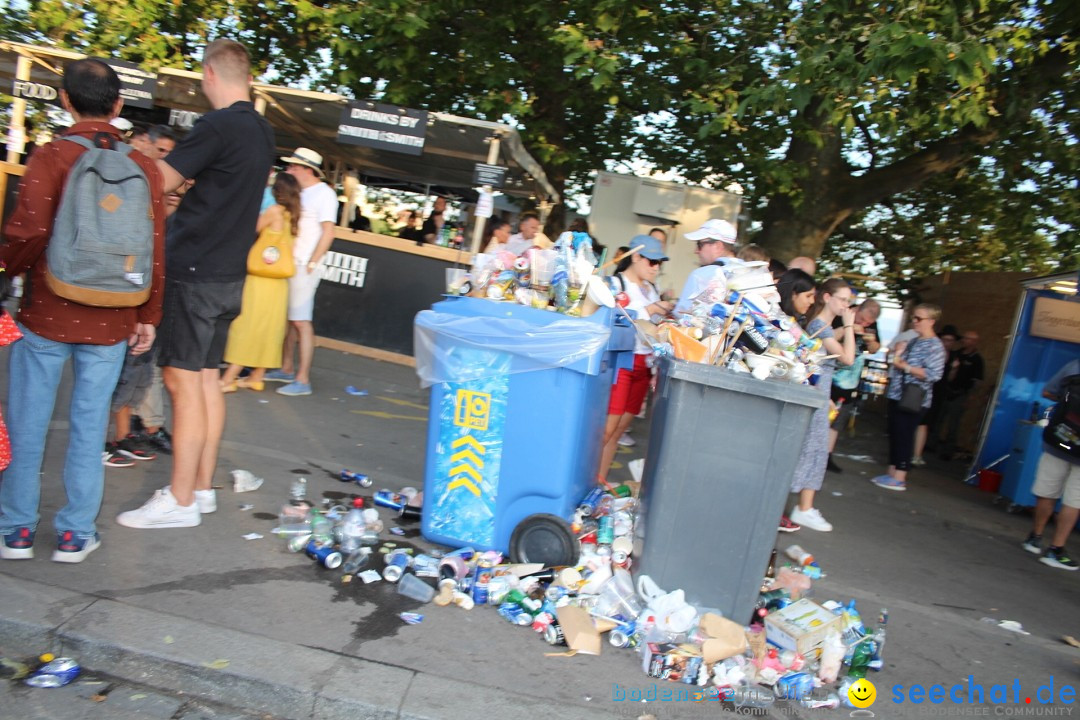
xmin=528 ymin=249 xmax=556 ymax=289
xmin=445 ymin=268 xmax=467 ymax=293
xmin=397 ymin=573 xmax=436 ymax=603
xmin=594 ymin=567 xmax=643 ymax=619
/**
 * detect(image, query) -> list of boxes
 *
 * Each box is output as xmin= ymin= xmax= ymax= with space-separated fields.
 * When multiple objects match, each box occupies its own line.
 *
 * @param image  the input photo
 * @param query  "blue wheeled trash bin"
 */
xmin=414 ymin=296 xmax=634 ymax=565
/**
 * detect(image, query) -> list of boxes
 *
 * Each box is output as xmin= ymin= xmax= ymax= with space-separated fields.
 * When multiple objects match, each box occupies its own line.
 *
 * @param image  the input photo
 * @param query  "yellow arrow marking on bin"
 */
xmin=449 ymin=448 xmax=484 ymax=466
xmin=448 ymin=477 xmax=481 ymax=497
xmin=449 ymin=464 xmax=482 ymax=484
xmin=451 ymin=435 xmax=486 ymax=454
xmin=351 ymin=410 xmax=425 ymax=421
xmin=377 ymin=396 xmax=429 ymax=410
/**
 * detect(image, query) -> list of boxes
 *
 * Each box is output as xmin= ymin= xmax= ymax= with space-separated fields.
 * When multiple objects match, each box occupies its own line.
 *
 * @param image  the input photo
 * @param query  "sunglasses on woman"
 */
xmin=646 ymin=258 xmax=663 ymax=267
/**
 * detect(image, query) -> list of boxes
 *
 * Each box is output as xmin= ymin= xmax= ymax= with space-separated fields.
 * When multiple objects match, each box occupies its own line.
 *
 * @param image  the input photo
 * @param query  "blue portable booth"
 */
xmin=970 ymin=272 xmax=1080 ymax=507
xmin=414 ymin=296 xmax=635 ymax=563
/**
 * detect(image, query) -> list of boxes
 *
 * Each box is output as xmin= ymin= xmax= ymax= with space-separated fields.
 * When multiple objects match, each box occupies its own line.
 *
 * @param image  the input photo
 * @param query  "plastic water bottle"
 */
xmin=309 ymin=508 xmax=333 ymax=544
xmin=290 ymin=477 xmax=307 ymax=502
xmin=869 ymin=609 xmax=887 ymax=671
xmin=339 ymin=498 xmax=365 ymax=554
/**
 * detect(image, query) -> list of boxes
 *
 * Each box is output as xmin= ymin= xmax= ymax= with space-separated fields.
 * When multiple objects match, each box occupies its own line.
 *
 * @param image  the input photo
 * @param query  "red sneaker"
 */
xmin=778 ymin=515 xmax=801 ymax=533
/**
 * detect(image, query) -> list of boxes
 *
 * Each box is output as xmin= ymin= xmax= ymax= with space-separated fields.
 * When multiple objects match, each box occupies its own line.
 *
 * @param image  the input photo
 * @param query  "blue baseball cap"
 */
xmin=631 ymin=235 xmax=669 ymax=261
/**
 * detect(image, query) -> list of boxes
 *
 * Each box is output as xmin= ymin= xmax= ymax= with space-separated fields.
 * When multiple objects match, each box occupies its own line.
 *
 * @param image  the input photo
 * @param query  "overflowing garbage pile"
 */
xmin=650 ymin=260 xmax=836 ymax=386
xmin=271 ymin=473 xmax=886 ymax=711
xmin=449 ymin=231 xmax=608 ymax=316
xmin=451 ymin=238 xmax=831 ymax=388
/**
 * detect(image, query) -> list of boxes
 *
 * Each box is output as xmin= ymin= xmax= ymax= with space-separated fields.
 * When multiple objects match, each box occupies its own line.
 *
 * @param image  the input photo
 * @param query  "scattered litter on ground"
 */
xmin=981 ymin=617 xmax=1030 ymax=634
xmin=345 ymin=386 xmax=369 ymax=396
xmin=242 ymin=533 xmax=263 ymax=540
xmin=231 ymin=469 xmax=264 ymax=493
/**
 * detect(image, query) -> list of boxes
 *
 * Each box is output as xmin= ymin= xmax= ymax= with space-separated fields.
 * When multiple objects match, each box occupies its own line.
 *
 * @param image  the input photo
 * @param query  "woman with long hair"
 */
xmin=220 ymin=173 xmax=302 ymax=392
xmin=872 ymin=304 xmax=946 ymax=491
xmin=784 ymin=277 xmax=856 ymax=532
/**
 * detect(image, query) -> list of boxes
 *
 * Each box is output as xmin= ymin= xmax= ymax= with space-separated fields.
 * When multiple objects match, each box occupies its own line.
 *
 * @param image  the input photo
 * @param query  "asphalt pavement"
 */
xmin=1 ymin=347 xmax=1078 ymax=719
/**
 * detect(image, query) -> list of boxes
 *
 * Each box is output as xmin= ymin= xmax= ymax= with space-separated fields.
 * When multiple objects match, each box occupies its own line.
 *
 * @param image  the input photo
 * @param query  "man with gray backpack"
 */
xmin=0 ymin=58 xmax=166 ymax=563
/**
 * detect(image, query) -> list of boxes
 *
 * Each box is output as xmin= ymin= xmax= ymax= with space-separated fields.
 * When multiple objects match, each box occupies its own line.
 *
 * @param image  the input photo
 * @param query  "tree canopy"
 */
xmin=12 ymin=0 xmax=1080 ymax=297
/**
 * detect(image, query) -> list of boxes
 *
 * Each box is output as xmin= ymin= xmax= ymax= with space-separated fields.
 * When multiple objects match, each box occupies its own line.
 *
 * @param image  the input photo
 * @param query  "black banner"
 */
xmin=337 ymin=101 xmax=427 ymax=156
xmin=98 ymin=58 xmax=157 ymax=110
xmin=313 ymin=239 xmax=459 ymax=355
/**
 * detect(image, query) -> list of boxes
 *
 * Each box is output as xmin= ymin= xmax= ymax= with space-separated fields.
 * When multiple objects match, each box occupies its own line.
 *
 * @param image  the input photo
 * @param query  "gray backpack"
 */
xmin=44 ymin=134 xmax=154 ymax=307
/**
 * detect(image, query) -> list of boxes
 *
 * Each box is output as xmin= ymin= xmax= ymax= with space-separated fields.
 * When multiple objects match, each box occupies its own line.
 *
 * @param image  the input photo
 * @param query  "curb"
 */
xmin=0 ymin=575 xmax=627 ymax=720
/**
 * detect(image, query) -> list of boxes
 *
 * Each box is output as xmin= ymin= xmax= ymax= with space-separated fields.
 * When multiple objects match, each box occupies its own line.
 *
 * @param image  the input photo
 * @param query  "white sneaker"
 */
xmin=911 ymin=456 xmax=926 ymax=467
xmin=195 ymin=489 xmax=217 ymax=514
xmin=617 ymin=433 xmax=636 ymax=447
xmin=789 ymin=507 xmax=833 ymax=532
xmin=116 ymin=488 xmax=201 ymax=529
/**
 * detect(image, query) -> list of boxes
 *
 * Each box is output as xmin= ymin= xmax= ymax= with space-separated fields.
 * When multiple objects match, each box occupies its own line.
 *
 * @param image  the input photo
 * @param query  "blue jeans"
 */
xmin=0 ymin=324 xmax=126 ymax=538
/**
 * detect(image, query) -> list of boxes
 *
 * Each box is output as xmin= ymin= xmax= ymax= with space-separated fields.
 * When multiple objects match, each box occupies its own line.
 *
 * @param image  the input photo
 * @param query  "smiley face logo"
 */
xmin=848 ymin=678 xmax=877 ymax=708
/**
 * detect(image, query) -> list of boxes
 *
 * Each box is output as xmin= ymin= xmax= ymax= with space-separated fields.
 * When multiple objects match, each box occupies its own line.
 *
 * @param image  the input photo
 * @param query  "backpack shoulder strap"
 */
xmin=61 ymin=135 xmax=95 ymax=151
xmin=614 ymin=272 xmax=626 ymax=292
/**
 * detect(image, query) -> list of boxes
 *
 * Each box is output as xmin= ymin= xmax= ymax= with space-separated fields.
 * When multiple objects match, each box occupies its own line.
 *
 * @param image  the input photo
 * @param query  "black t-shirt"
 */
xmin=948 ymin=349 xmax=984 ymax=393
xmin=419 ymin=214 xmax=445 ymax=245
xmin=164 ymin=101 xmax=275 ymax=282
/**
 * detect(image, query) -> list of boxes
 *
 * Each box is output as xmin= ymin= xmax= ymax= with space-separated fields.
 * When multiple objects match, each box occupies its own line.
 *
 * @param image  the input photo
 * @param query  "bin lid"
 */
xmin=661 ymin=357 xmax=827 ymax=411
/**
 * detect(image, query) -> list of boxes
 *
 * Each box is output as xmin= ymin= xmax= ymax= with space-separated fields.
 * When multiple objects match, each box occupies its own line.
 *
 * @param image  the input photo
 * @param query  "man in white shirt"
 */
xmin=267 ymin=147 xmax=338 ymax=396
xmin=505 ymin=212 xmax=551 ymax=255
xmin=673 ymin=218 xmax=739 ymax=313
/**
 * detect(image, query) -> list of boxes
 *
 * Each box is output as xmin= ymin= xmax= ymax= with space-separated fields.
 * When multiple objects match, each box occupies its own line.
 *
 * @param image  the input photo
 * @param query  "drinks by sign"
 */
xmin=97 ymin=58 xmax=158 ymax=110
xmin=337 ymin=101 xmax=427 ymax=156
xmin=473 ymin=163 xmax=508 ymax=189
xmin=11 ymin=80 xmax=59 ymax=104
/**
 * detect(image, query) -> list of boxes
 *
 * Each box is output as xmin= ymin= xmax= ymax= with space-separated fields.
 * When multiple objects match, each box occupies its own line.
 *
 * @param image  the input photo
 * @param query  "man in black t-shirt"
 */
xmin=117 ymin=39 xmax=275 ymax=531
xmin=938 ymin=330 xmax=985 ymax=460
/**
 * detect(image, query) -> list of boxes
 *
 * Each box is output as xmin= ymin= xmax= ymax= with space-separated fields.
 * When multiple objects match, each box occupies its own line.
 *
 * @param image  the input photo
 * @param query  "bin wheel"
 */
xmin=509 ymin=514 xmax=579 ymax=566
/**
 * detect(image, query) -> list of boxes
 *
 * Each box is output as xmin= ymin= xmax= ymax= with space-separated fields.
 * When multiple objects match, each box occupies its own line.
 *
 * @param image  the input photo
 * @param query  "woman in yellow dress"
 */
xmin=221 ymin=173 xmax=301 ymax=392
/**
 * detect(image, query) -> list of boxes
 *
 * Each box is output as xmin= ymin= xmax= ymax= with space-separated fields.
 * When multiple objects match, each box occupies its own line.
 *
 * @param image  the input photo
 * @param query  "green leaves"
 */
xmin=13 ymin=0 xmax=1076 ymax=296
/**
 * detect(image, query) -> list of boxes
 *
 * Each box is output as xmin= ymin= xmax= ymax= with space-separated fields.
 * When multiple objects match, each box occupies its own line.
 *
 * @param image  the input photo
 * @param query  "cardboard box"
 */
xmin=764 ymin=599 xmax=842 ymax=658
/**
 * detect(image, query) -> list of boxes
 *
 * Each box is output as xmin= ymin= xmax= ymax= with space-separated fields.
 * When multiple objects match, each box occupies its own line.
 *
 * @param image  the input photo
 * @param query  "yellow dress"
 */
xmin=223 ymin=210 xmax=293 ymax=369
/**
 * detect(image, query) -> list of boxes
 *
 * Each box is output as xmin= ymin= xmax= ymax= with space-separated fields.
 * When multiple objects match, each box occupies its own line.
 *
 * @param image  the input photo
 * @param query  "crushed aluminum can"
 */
xmin=25 ymin=657 xmax=81 ymax=688
xmin=399 ymin=612 xmax=424 ymax=624
xmin=544 ymin=623 xmax=566 ymax=646
xmin=340 ymin=469 xmax=373 ymax=488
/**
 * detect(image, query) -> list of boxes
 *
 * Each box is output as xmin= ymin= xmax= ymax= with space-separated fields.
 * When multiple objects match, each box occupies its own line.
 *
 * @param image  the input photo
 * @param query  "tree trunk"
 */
xmin=755 ymin=100 xmax=851 ymax=262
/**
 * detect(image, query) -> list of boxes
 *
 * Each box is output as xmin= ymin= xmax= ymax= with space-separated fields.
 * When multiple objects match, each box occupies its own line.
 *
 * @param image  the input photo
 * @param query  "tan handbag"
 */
xmin=247 ymin=211 xmax=295 ymax=279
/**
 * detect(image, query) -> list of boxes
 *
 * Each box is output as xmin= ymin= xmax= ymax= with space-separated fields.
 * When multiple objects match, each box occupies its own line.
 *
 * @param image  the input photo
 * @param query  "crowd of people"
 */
xmin=0 ymin=40 xmax=1074 ymax=573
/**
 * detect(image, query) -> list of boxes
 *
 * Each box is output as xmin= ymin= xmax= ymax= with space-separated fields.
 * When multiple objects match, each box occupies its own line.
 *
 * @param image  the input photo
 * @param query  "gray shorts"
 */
xmin=111 ymin=345 xmax=157 ymax=412
xmin=1032 ymin=451 xmax=1080 ymax=508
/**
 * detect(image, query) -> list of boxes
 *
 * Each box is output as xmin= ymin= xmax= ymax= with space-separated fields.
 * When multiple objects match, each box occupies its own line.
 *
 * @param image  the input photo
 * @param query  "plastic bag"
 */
xmin=414 ymin=310 xmax=610 ymax=387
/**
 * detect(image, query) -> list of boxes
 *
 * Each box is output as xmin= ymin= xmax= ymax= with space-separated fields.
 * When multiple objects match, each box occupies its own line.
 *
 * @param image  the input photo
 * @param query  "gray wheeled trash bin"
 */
xmin=634 ymin=356 xmax=825 ymax=621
